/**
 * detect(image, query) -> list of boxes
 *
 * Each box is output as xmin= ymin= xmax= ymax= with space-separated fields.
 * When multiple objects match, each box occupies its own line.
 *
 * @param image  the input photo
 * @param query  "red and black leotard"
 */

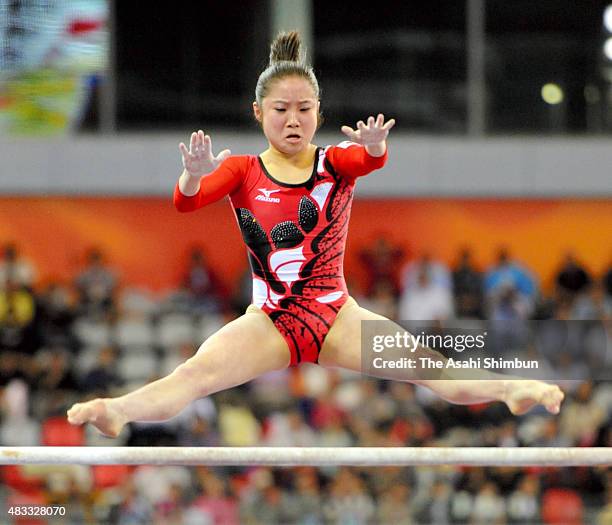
xmin=174 ymin=141 xmax=387 ymax=366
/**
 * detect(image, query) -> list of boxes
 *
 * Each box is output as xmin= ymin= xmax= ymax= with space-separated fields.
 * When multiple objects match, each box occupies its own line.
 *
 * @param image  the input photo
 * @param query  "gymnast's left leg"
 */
xmin=318 ymin=297 xmax=564 ymax=415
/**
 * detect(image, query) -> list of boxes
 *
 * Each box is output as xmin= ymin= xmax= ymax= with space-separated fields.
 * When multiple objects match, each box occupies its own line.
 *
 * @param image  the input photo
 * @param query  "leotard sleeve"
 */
xmin=326 ymin=141 xmax=388 ymax=182
xmin=173 ymin=156 xmax=246 ymax=212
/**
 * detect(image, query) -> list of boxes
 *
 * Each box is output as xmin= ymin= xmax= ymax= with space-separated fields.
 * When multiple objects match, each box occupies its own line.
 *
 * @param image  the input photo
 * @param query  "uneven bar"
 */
xmin=1 ymin=447 xmax=611 ymax=467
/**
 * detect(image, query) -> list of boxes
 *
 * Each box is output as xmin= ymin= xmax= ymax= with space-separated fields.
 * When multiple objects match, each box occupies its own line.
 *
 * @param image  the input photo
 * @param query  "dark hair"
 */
xmin=255 ymin=31 xmax=321 ymax=123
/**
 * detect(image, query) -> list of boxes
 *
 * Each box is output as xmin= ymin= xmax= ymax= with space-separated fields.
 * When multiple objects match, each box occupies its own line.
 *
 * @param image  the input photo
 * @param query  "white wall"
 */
xmin=0 ymin=133 xmax=610 ymax=196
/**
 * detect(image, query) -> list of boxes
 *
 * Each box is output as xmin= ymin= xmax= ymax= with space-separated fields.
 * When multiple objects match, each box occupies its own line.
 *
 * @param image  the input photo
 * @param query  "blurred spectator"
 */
xmin=497 ymin=420 xmax=519 ymax=447
xmin=188 ymin=469 xmax=239 ymax=524
xmin=484 ymin=247 xmax=537 ymax=317
xmin=311 ymin=390 xmax=346 ymax=430
xmin=401 ymin=254 xmax=452 ymax=292
xmin=452 ymin=247 xmax=484 ymax=318
xmin=359 ymin=236 xmax=404 ymax=296
xmin=485 ymin=247 xmax=537 ymax=296
xmin=264 ymin=409 xmax=317 ymax=447
xmin=589 ymin=280 xmax=612 ymax=320
xmin=489 ymin=283 xmax=532 ymax=321
xmin=287 ymin=467 xmax=323 ymax=523
xmin=34 ymin=349 xmax=80 ymax=396
xmin=358 ymin=279 xmax=398 ymax=321
xmin=318 ymin=412 xmax=353 ymax=447
xmin=388 ymin=382 xmax=427 ymax=421
xmin=532 ymin=418 xmax=573 ymax=447
xmin=115 ymin=478 xmax=153 ymax=524
xmin=74 ymin=247 xmax=117 ymax=320
xmin=250 ymin=368 xmax=292 ymax=414
xmin=471 ymin=481 xmax=506 ymax=524
xmin=178 ymin=414 xmax=220 ymax=447
xmin=415 ymin=479 xmax=451 ymax=524
xmin=131 ymin=466 xmax=192 ymax=519
xmin=376 ymin=481 xmax=413 ymax=524
xmin=81 ymin=345 xmax=122 ymax=395
xmin=154 ymin=482 xmax=185 ymax=523
xmin=0 ymin=277 xmax=40 ymax=355
xmin=555 ymin=251 xmax=592 ymax=299
xmin=398 ymin=263 xmax=454 ymax=321
xmin=450 ymin=489 xmax=473 ymax=523
xmin=507 ymin=475 xmax=541 ymax=523
xmin=240 ymin=469 xmax=294 ymax=524
xmin=0 ymin=242 xmax=36 ymax=290
xmin=0 ymin=379 xmax=40 ymax=446
xmin=37 ymin=281 xmax=77 ymax=349
xmin=182 ymin=247 xmax=226 ymax=314
xmin=0 ymin=351 xmax=27 ymax=386
xmin=559 ymin=381 xmax=606 ymax=446
xmin=351 ymin=381 xmax=396 ymax=428
xmin=323 ymin=469 xmax=376 ymax=524
xmin=218 ymin=396 xmax=261 ymax=446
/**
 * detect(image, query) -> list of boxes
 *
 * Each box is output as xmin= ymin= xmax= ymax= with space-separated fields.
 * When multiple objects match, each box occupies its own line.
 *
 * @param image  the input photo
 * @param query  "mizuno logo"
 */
xmin=255 ymin=188 xmax=281 ymax=203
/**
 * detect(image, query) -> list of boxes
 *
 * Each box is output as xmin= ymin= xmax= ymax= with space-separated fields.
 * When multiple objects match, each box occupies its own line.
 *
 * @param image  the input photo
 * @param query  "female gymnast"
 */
xmin=68 ymin=32 xmax=563 ymax=438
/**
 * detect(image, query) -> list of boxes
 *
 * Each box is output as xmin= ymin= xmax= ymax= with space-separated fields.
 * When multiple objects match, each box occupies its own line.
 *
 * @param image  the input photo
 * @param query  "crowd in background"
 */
xmin=0 ymin=239 xmax=611 ymax=524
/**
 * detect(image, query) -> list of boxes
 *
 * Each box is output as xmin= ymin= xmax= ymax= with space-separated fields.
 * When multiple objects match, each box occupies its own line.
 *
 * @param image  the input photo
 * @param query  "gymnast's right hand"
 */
xmin=179 ymin=130 xmax=231 ymax=177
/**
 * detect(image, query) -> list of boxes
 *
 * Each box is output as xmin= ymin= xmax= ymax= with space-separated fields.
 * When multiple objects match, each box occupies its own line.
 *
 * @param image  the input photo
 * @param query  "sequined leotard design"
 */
xmin=174 ymin=142 xmax=387 ymax=365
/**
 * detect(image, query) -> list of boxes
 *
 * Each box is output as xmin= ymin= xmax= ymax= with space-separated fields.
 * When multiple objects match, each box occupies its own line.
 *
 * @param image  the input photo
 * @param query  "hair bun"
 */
xmin=269 ymin=31 xmax=302 ymax=65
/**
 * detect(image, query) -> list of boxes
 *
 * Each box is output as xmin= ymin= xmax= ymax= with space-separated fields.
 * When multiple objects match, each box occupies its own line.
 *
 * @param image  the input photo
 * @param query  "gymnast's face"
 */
xmin=253 ymin=75 xmax=320 ymax=155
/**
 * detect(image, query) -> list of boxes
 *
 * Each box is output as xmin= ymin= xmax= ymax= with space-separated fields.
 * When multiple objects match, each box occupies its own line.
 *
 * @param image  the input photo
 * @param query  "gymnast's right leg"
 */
xmin=67 ymin=306 xmax=291 ymax=437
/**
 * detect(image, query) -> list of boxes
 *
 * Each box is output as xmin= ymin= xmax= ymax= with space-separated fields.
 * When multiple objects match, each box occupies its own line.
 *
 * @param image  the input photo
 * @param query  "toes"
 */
xmin=544 ymin=387 xmax=563 ymax=414
xmin=67 ymin=402 xmax=96 ymax=425
xmin=67 ymin=408 xmax=85 ymax=425
xmin=557 ymin=389 xmax=565 ymax=404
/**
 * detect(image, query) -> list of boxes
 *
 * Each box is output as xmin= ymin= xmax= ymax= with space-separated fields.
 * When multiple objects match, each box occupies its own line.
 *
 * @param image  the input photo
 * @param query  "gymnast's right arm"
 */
xmin=174 ymin=130 xmax=241 ymax=212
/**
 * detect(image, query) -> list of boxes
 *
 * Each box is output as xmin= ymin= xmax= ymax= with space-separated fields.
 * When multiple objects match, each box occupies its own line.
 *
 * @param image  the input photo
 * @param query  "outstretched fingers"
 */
xmin=382 ymin=117 xmax=396 ymax=131
xmin=216 ymin=148 xmax=232 ymax=163
xmin=341 ymin=114 xmax=396 ymax=142
xmin=201 ymin=131 xmax=212 ymax=154
xmin=190 ymin=131 xmax=199 ymax=153
xmin=182 ymin=130 xmax=204 ymax=158
xmin=179 ymin=129 xmax=232 ymax=177
xmin=181 ymin=130 xmax=215 ymax=157
xmin=341 ymin=125 xmax=358 ymax=141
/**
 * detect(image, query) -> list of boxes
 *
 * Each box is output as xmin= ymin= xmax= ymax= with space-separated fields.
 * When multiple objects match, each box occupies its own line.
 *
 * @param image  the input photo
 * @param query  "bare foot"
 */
xmin=67 ymin=398 xmax=127 ymax=438
xmin=504 ymin=380 xmax=565 ymax=415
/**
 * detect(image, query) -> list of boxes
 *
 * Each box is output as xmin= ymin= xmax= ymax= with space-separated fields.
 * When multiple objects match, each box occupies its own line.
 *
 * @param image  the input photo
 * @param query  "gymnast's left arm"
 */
xmin=329 ymin=114 xmax=396 ymax=180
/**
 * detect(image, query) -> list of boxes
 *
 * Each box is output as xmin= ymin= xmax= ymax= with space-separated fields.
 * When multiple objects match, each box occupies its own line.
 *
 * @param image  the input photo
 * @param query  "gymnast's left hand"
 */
xmin=341 ymin=113 xmax=396 ymax=148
